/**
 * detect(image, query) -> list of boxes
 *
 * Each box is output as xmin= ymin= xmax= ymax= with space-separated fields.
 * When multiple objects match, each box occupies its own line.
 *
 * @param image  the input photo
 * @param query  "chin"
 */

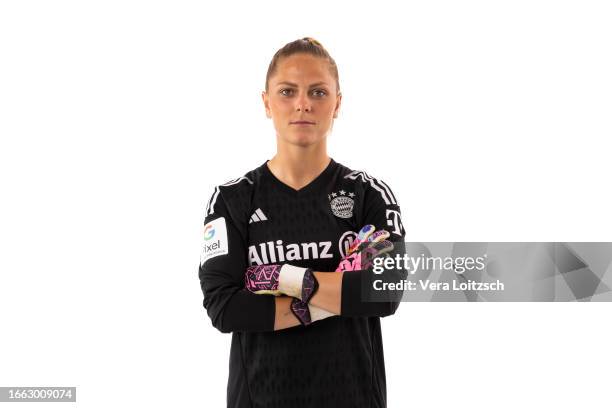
xmin=289 ymin=135 xmax=325 ymax=148
xmin=280 ymin=130 xmax=326 ymax=148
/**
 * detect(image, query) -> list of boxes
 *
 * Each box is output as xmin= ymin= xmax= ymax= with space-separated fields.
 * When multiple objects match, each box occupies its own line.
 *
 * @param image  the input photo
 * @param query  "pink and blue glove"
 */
xmin=336 ymin=225 xmax=394 ymax=272
xmin=245 ymin=264 xmax=319 ymax=303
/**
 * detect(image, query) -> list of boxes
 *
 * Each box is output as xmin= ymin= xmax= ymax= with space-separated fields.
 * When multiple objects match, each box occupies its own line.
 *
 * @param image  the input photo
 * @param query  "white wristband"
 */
xmin=278 ymin=264 xmax=309 ymax=299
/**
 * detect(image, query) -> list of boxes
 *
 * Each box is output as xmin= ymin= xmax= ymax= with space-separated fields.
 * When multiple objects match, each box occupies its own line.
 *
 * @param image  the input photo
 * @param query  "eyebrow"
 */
xmin=275 ymin=81 xmax=329 ymax=88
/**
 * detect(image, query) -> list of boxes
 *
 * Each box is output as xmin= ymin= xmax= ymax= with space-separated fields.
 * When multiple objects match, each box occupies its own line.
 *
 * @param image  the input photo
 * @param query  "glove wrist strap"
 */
xmin=290 ymin=298 xmax=312 ymax=326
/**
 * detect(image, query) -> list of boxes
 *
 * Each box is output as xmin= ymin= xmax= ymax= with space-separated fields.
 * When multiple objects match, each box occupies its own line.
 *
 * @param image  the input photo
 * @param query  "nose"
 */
xmin=295 ymin=93 xmax=312 ymax=112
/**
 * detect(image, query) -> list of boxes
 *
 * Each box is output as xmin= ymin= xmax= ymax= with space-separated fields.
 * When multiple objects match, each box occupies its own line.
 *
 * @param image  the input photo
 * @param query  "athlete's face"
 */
xmin=262 ymin=53 xmax=342 ymax=148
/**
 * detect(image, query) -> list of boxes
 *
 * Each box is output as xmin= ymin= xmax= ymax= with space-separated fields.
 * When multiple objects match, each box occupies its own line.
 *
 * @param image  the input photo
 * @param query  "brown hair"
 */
xmin=265 ymin=37 xmax=340 ymax=93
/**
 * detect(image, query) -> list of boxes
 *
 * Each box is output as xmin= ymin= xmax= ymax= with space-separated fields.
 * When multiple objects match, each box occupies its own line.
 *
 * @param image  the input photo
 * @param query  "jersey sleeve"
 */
xmin=341 ymin=176 xmax=406 ymax=318
xmin=198 ymin=187 xmax=276 ymax=333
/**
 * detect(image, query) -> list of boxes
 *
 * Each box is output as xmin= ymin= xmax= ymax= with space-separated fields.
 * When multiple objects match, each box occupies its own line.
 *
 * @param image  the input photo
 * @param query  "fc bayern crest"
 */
xmin=328 ymin=190 xmax=355 ymax=219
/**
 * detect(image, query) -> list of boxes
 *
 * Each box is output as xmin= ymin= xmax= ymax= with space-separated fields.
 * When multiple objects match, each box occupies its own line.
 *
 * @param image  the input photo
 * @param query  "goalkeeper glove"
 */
xmin=245 ymin=264 xmax=318 ymax=303
xmin=336 ymin=225 xmax=394 ymax=272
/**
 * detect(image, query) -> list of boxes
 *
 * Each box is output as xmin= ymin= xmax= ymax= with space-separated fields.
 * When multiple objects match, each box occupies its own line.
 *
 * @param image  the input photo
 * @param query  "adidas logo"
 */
xmin=249 ymin=208 xmax=268 ymax=224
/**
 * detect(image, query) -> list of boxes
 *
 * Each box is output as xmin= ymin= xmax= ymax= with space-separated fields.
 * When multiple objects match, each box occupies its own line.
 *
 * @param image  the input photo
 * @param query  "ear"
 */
xmin=333 ymin=92 xmax=342 ymax=118
xmin=262 ymin=91 xmax=271 ymax=119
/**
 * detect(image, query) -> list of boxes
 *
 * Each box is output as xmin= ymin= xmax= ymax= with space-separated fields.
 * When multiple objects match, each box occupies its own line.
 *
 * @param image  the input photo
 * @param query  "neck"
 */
xmin=267 ymin=142 xmax=330 ymax=190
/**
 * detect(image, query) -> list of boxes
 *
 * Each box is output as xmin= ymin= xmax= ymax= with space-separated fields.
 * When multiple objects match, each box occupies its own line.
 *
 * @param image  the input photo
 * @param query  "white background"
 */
xmin=1 ymin=0 xmax=611 ymax=407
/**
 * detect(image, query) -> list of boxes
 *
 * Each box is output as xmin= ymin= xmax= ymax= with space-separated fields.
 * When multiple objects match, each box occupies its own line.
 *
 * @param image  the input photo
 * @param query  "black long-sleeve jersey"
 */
xmin=199 ymin=158 xmax=405 ymax=408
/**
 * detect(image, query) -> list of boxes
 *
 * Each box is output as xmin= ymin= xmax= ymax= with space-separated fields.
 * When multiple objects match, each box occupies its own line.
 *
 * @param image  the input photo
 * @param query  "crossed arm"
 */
xmin=200 ymin=189 xmax=404 ymax=333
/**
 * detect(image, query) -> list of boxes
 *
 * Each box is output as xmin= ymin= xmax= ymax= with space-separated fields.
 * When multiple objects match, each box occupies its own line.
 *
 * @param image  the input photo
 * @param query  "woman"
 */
xmin=199 ymin=37 xmax=406 ymax=408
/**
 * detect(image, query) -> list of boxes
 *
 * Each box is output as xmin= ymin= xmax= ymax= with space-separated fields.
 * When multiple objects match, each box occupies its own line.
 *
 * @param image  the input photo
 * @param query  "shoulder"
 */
xmin=204 ymin=164 xmax=265 ymax=217
xmin=334 ymin=161 xmax=405 ymax=238
xmin=334 ymin=162 xmax=399 ymax=207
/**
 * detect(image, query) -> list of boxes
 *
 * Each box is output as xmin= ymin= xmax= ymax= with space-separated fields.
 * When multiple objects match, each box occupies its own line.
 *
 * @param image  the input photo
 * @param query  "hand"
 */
xmin=245 ymin=264 xmax=319 ymax=302
xmin=336 ymin=225 xmax=394 ymax=272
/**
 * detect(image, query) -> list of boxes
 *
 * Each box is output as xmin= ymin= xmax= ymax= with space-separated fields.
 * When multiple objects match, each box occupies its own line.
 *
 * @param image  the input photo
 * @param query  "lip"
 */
xmin=290 ymin=121 xmax=315 ymax=125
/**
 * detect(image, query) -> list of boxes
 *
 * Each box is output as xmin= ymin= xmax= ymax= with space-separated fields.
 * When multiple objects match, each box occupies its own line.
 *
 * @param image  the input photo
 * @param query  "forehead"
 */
xmin=271 ymin=54 xmax=334 ymax=86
